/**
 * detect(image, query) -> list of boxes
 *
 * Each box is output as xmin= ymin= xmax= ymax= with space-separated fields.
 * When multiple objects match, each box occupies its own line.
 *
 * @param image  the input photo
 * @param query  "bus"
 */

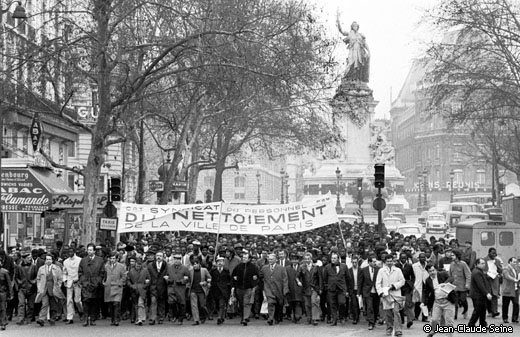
xmin=449 ymin=202 xmax=482 ymax=214
xmin=455 ymin=219 xmax=520 ymax=261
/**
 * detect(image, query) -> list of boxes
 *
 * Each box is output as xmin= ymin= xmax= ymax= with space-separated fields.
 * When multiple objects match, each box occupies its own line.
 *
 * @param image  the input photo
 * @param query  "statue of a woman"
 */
xmin=337 ymin=17 xmax=370 ymax=83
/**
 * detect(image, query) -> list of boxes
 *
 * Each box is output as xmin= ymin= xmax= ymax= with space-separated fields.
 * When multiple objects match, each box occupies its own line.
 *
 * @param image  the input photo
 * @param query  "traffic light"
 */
xmin=357 ymin=178 xmax=363 ymax=191
xmin=374 ymin=164 xmax=385 ymax=188
xmin=498 ymin=183 xmax=505 ymax=194
xmin=110 ymin=177 xmax=122 ymax=201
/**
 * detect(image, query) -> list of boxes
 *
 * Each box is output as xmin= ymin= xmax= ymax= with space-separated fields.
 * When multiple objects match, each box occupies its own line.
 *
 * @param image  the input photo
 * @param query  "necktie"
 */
xmin=271 ymin=265 xmax=274 ymax=272
xmin=219 ymin=268 xmax=222 ymax=273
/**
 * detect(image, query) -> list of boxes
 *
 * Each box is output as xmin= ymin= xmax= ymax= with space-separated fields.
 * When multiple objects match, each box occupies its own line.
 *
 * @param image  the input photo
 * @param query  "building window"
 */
xmin=476 ymin=170 xmax=486 ymax=186
xmin=234 ymin=176 xmax=245 ymax=188
xmin=99 ymin=176 xmax=105 ymax=193
xmin=234 ymin=193 xmax=245 ymax=200
xmin=68 ymin=142 xmax=76 ymax=157
xmin=204 ymin=176 xmax=214 ymax=187
xmin=68 ymin=173 xmax=76 ymax=190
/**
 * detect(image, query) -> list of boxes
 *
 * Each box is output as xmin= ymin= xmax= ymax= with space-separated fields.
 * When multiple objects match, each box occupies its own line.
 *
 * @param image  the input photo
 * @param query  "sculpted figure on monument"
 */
xmin=336 ymin=16 xmax=370 ymax=83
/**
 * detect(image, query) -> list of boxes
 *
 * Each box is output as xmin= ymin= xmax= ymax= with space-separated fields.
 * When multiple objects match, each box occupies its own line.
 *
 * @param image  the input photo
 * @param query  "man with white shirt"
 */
xmin=502 ymin=257 xmax=519 ymax=323
xmin=482 ymin=248 xmax=502 ymax=317
xmin=376 ymin=255 xmax=405 ymax=336
xmin=347 ymin=255 xmax=360 ymax=324
xmin=412 ymin=253 xmax=429 ymax=321
xmin=63 ymin=248 xmax=83 ymax=324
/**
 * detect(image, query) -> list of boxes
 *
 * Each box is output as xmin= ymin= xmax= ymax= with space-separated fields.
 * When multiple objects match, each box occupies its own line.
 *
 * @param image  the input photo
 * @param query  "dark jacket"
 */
xmin=0 ymin=268 xmax=12 ymax=298
xmin=286 ymin=264 xmax=303 ymax=302
xmin=210 ymin=267 xmax=231 ymax=300
xmin=422 ymin=270 xmax=456 ymax=308
xmin=127 ymin=266 xmax=150 ymax=299
xmin=14 ymin=262 xmax=37 ymax=293
xmin=231 ymin=261 xmax=259 ymax=289
xmin=323 ymin=263 xmax=349 ymax=293
xmin=395 ymin=261 xmax=415 ymax=295
xmin=469 ymin=267 xmax=491 ymax=300
xmin=358 ymin=265 xmax=380 ymax=298
xmin=346 ymin=266 xmax=361 ymax=295
xmin=298 ymin=264 xmax=322 ymax=295
xmin=78 ymin=255 xmax=105 ymax=299
xmin=147 ymin=261 xmax=168 ymax=297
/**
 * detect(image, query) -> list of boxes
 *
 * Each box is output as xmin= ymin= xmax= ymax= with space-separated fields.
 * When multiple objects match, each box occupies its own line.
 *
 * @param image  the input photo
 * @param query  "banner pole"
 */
xmin=214 ymin=201 xmax=224 ymax=263
xmin=337 ymin=222 xmax=347 ymax=252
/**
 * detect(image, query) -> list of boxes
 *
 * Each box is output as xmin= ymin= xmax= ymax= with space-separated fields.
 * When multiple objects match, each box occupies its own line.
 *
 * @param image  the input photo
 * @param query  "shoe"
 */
xmin=158 ymin=320 xmax=163 ymax=325
xmin=114 ymin=322 xmax=119 ymax=326
xmin=90 ymin=320 xmax=96 ymax=326
xmin=368 ymin=324 xmax=374 ymax=330
xmin=201 ymin=318 xmax=206 ymax=324
xmin=110 ymin=321 xmax=115 ymax=326
xmin=407 ymin=321 xmax=413 ymax=328
xmin=136 ymin=321 xmax=143 ymax=326
xmin=82 ymin=319 xmax=89 ymax=327
xmin=16 ymin=320 xmax=25 ymax=325
xmin=0 ymin=326 xmax=4 ymax=331
xmin=192 ymin=321 xmax=200 ymax=326
xmin=504 ymin=320 xmax=509 ymax=324
xmin=254 ymin=314 xmax=259 ymax=319
xmin=65 ymin=320 xmax=74 ymax=324
xmin=422 ymin=317 xmax=429 ymax=322
xmin=208 ymin=316 xmax=213 ymax=321
xmin=217 ymin=318 xmax=223 ymax=325
xmin=49 ymin=320 xmax=55 ymax=326
xmin=267 ymin=320 xmax=273 ymax=326
xmin=386 ymin=328 xmax=393 ymax=336
xmin=353 ymin=320 xmax=358 ymax=325
xmin=149 ymin=320 xmax=155 ymax=325
xmin=330 ymin=320 xmax=337 ymax=326
xmin=312 ymin=320 xmax=318 ymax=326
xmin=492 ymin=312 xmax=500 ymax=318
xmin=37 ymin=319 xmax=45 ymax=327
xmin=513 ymin=320 xmax=519 ymax=323
xmin=395 ymin=332 xmax=402 ymax=336
xmin=378 ymin=319 xmax=385 ymax=325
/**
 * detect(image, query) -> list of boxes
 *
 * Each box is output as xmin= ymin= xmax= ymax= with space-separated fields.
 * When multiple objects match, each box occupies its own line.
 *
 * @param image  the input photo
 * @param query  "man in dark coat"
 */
xmin=395 ymin=252 xmax=415 ymax=328
xmin=346 ymin=255 xmax=361 ymax=324
xmin=147 ymin=250 xmax=168 ymax=325
xmin=209 ymin=256 xmax=231 ymax=325
xmin=285 ymin=256 xmax=303 ymax=323
xmin=166 ymin=253 xmax=190 ymax=325
xmin=468 ymin=258 xmax=492 ymax=327
xmin=323 ymin=252 xmax=350 ymax=325
xmin=482 ymin=248 xmax=502 ymax=316
xmin=358 ymin=256 xmax=380 ymax=330
xmin=299 ymin=252 xmax=322 ymax=325
xmin=0 ymin=258 xmax=13 ymax=330
xmin=78 ymin=243 xmax=105 ymax=326
xmin=260 ymin=253 xmax=289 ymax=325
xmin=231 ymin=250 xmax=259 ymax=326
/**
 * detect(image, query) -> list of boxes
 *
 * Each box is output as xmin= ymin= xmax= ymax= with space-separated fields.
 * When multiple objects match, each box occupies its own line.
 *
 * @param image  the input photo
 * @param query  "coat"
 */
xmin=469 ymin=267 xmax=491 ymax=300
xmin=103 ymin=262 xmax=127 ymax=302
xmin=412 ymin=262 xmax=429 ymax=302
xmin=35 ymin=264 xmax=65 ymax=303
xmin=78 ymin=255 xmax=105 ymax=299
xmin=0 ymin=268 xmax=12 ymax=299
xmin=502 ymin=264 xmax=519 ymax=297
xmin=286 ymin=264 xmax=303 ymax=302
xmin=147 ymin=261 xmax=168 ymax=297
xmin=127 ymin=266 xmax=150 ymax=299
xmin=188 ymin=267 xmax=211 ymax=296
xmin=260 ymin=264 xmax=289 ymax=304
xmin=166 ymin=264 xmax=191 ymax=304
xmin=298 ymin=264 xmax=322 ymax=296
xmin=482 ymin=256 xmax=502 ymax=296
xmin=375 ymin=266 xmax=405 ymax=310
xmin=422 ymin=270 xmax=456 ymax=309
xmin=210 ymin=267 xmax=231 ymax=300
xmin=323 ymin=263 xmax=349 ymax=293
xmin=395 ymin=261 xmax=415 ymax=295
xmin=346 ymin=267 xmax=361 ymax=296
xmin=358 ymin=265 xmax=379 ymax=298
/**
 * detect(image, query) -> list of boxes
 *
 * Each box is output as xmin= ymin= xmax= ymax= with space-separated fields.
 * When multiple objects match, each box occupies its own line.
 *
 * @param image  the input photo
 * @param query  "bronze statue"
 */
xmin=337 ymin=16 xmax=370 ymax=83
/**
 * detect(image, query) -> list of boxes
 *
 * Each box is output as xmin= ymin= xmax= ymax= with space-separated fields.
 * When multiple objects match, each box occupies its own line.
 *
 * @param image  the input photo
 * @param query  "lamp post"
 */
xmin=335 ymin=167 xmax=342 ymax=214
xmin=0 ymin=1 xmax=27 ymax=250
xmin=417 ymin=173 xmax=422 ymax=211
xmin=449 ymin=169 xmax=455 ymax=203
xmin=285 ymin=172 xmax=289 ymax=204
xmin=256 ymin=171 xmax=261 ymax=204
xmin=280 ymin=168 xmax=285 ymax=204
xmin=423 ymin=169 xmax=428 ymax=208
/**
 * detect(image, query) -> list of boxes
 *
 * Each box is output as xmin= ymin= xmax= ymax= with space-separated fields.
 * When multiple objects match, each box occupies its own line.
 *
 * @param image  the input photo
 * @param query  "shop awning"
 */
xmin=29 ymin=167 xmax=73 ymax=194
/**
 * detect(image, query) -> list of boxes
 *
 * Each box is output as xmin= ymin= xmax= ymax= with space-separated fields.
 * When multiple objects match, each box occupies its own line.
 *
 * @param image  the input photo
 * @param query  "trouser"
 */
xmin=289 ymin=301 xmax=302 ymax=320
xmin=486 ymin=294 xmax=498 ymax=314
xmin=384 ymin=305 xmax=402 ymax=334
xmin=365 ymin=293 xmax=380 ymax=325
xmin=190 ymin=291 xmax=208 ymax=323
xmin=400 ymin=291 xmax=414 ymax=323
xmin=66 ymin=284 xmax=83 ymax=320
xmin=430 ymin=299 xmax=455 ymax=337
xmin=0 ymin=293 xmax=7 ymax=326
xmin=349 ymin=293 xmax=360 ymax=322
xmin=39 ymin=293 xmax=59 ymax=322
xmin=236 ymin=288 xmax=254 ymax=321
xmin=267 ymin=299 xmax=283 ymax=322
xmin=136 ymin=296 xmax=147 ymax=322
xmin=150 ymin=295 xmax=166 ymax=321
xmin=168 ymin=286 xmax=186 ymax=321
xmin=108 ymin=301 xmax=121 ymax=323
xmin=214 ymin=294 xmax=228 ymax=320
xmin=17 ymin=290 xmax=36 ymax=322
xmin=253 ymin=286 xmax=263 ymax=316
xmin=454 ymin=291 xmax=468 ymax=318
xmin=327 ymin=290 xmax=346 ymax=322
xmin=503 ymin=294 xmax=519 ymax=322
xmin=83 ymin=298 xmax=100 ymax=322
xmin=468 ymin=297 xmax=487 ymax=327
xmin=320 ymin=289 xmax=330 ymax=320
xmin=7 ymin=289 xmax=18 ymax=318
xmin=303 ymin=290 xmax=321 ymax=321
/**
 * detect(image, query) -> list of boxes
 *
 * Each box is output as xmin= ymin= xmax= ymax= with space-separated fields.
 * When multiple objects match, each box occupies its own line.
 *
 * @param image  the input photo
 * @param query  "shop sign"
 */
xmin=30 ymin=113 xmax=43 ymax=152
xmin=52 ymin=194 xmax=109 ymax=208
xmin=100 ymin=217 xmax=117 ymax=231
xmin=0 ymin=169 xmax=51 ymax=212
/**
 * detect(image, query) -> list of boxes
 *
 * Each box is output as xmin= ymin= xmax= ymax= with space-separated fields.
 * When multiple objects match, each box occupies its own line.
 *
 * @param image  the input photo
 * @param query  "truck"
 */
xmin=502 ymin=196 xmax=520 ymax=223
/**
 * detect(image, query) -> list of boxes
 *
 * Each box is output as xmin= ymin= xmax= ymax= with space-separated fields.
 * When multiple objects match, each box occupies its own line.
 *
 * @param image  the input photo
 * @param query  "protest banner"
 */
xmin=118 ymin=196 xmax=338 ymax=235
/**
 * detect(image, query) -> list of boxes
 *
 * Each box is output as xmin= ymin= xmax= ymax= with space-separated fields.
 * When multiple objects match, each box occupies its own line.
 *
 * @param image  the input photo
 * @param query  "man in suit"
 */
xmin=468 ymin=258 xmax=493 ymax=327
xmin=35 ymin=253 xmax=65 ymax=327
xmin=482 ymin=248 xmax=502 ymax=317
xmin=261 ymin=253 xmax=289 ymax=325
xmin=323 ymin=252 xmax=350 ymax=326
xmin=210 ymin=256 xmax=231 ymax=325
xmin=359 ymin=256 xmax=380 ymax=330
xmin=502 ymin=257 xmax=519 ymax=324
xmin=147 ymin=250 xmax=168 ymax=325
xmin=187 ymin=257 xmax=211 ymax=325
xmin=395 ymin=252 xmax=415 ymax=328
xmin=166 ymin=253 xmax=190 ymax=325
xmin=422 ymin=264 xmax=456 ymax=337
xmin=277 ymin=250 xmax=290 ymax=268
xmin=299 ymin=252 xmax=322 ymax=325
xmin=78 ymin=243 xmax=105 ymax=326
xmin=347 ymin=255 xmax=361 ymax=324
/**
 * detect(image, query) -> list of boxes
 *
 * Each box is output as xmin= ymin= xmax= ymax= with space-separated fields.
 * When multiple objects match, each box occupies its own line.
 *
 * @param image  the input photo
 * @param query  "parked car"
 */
xmin=396 ymin=224 xmax=424 ymax=238
xmin=426 ymin=213 xmax=448 ymax=234
xmin=383 ymin=217 xmax=402 ymax=232
xmin=388 ymin=212 xmax=406 ymax=223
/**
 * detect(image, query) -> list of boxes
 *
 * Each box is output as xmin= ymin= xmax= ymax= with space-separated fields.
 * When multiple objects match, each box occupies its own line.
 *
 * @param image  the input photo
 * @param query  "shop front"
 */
xmin=1 ymin=166 xmax=74 ymax=250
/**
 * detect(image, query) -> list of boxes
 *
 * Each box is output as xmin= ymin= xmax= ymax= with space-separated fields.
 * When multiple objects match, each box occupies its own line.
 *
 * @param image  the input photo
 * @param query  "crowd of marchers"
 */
xmin=0 ymin=221 xmax=519 ymax=336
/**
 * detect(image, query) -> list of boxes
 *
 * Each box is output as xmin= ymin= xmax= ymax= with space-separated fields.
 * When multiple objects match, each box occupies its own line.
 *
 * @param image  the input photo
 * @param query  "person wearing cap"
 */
xmin=103 ymin=252 xmax=127 ymax=326
xmin=35 ymin=253 xmax=65 ymax=327
xmin=78 ymin=243 xmax=105 ymax=326
xmin=62 ymin=247 xmax=83 ymax=324
xmin=210 ymin=256 xmax=231 ymax=325
xmin=14 ymin=249 xmax=35 ymax=325
xmin=147 ymin=250 xmax=168 ymax=325
xmin=166 ymin=253 xmax=190 ymax=325
xmin=127 ymin=257 xmax=150 ymax=326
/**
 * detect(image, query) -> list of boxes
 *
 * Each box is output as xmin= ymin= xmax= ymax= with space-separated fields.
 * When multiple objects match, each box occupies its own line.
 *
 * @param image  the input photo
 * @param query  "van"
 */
xmin=455 ymin=219 xmax=520 ymax=261
xmin=388 ymin=212 xmax=406 ymax=223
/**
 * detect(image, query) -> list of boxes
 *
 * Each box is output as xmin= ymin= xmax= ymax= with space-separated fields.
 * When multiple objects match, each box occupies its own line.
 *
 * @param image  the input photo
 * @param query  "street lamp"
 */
xmin=280 ymin=168 xmax=285 ymax=204
xmin=256 ymin=171 xmax=261 ymax=204
xmin=285 ymin=172 xmax=289 ymax=204
xmin=423 ymin=169 xmax=428 ymax=208
xmin=417 ymin=173 xmax=422 ymax=211
xmin=449 ymin=169 xmax=455 ymax=203
xmin=335 ymin=167 xmax=342 ymax=214
xmin=0 ymin=1 xmax=27 ymax=250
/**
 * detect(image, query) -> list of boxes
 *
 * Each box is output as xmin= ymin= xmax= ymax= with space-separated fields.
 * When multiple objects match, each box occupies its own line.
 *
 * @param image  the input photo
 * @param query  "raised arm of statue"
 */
xmin=336 ymin=12 xmax=348 ymax=36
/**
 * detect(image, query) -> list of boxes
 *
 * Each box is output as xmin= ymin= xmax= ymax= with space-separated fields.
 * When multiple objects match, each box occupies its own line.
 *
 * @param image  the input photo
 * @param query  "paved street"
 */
xmin=4 ymin=314 xmax=518 ymax=337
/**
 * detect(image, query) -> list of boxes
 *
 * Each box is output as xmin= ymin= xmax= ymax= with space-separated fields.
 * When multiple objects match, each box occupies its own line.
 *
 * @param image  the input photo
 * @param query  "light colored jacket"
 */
xmin=502 ymin=264 xmax=519 ymax=297
xmin=449 ymin=260 xmax=471 ymax=291
xmin=63 ymin=255 xmax=81 ymax=288
xmin=36 ymin=264 xmax=65 ymax=302
xmin=375 ymin=265 xmax=405 ymax=310
xmin=412 ymin=262 xmax=429 ymax=302
xmin=103 ymin=262 xmax=127 ymax=302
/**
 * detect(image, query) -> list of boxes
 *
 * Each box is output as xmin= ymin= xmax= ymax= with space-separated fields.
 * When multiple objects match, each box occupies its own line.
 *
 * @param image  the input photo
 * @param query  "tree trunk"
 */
xmin=187 ymin=141 xmax=200 ymax=204
xmin=137 ymin=119 xmax=146 ymax=203
xmin=213 ymin=158 xmax=226 ymax=202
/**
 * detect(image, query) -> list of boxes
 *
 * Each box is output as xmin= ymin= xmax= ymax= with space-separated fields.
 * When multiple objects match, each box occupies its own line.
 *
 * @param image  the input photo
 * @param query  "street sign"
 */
xmin=373 ymin=197 xmax=386 ymax=211
xmin=172 ymin=180 xmax=188 ymax=192
xmin=149 ymin=180 xmax=164 ymax=192
xmin=29 ymin=113 xmax=42 ymax=152
xmin=100 ymin=218 xmax=118 ymax=231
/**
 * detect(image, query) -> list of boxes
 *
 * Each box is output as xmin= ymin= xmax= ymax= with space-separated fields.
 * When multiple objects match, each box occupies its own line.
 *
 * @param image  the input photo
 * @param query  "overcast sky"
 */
xmin=312 ymin=0 xmax=435 ymax=118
